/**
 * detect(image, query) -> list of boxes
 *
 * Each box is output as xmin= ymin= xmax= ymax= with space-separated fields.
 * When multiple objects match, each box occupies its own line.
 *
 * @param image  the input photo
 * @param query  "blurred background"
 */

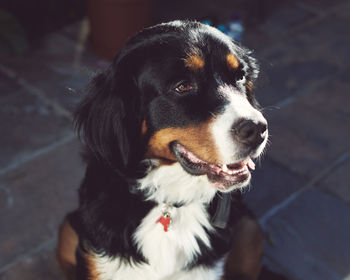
xmin=0 ymin=0 xmax=349 ymax=279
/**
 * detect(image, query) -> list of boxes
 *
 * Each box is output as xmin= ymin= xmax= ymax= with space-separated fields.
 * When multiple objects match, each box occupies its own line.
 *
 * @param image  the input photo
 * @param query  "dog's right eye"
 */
xmin=174 ymin=81 xmax=194 ymax=94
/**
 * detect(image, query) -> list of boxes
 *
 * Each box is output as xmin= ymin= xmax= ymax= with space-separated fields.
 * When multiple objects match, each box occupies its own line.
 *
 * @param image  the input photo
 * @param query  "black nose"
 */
xmin=233 ymin=119 xmax=267 ymax=148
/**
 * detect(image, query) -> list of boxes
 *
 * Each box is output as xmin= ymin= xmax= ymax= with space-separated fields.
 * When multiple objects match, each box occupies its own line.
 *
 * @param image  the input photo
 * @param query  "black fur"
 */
xmin=71 ymin=20 xmax=262 ymax=278
xmin=188 ymin=192 xmax=254 ymax=269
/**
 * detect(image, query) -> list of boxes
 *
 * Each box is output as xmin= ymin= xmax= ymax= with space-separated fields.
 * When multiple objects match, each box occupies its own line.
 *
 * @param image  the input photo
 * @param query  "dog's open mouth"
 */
xmin=171 ymin=142 xmax=255 ymax=191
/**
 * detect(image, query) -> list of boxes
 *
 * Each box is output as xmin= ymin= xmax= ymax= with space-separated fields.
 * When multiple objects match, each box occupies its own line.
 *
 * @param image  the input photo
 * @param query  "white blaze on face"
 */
xmin=210 ymin=84 xmax=268 ymax=164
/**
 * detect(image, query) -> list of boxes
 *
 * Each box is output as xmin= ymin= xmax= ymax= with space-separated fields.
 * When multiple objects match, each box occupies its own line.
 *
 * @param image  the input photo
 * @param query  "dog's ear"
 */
xmin=75 ymin=55 xmax=144 ymax=172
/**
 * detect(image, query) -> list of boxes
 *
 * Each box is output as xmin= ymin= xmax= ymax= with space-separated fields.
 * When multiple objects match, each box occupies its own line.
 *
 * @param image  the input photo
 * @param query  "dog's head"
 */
xmin=76 ymin=21 xmax=268 ymax=193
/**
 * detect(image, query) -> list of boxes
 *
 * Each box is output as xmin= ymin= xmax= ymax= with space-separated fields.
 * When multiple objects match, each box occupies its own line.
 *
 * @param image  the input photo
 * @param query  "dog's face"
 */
xmin=76 ymin=21 xmax=268 ymax=192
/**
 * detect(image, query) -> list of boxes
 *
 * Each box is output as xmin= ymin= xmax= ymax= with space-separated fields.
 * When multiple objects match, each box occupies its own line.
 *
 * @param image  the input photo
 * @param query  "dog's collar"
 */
xmin=132 ymin=180 xmax=234 ymax=230
xmin=210 ymin=193 xmax=232 ymax=229
xmin=156 ymin=193 xmax=233 ymax=231
xmin=170 ymin=195 xmax=233 ymax=230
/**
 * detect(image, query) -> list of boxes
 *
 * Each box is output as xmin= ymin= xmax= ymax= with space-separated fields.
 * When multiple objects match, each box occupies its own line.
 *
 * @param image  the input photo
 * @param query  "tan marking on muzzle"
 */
xmin=184 ymin=54 xmax=205 ymax=71
xmin=146 ymin=118 xmax=222 ymax=164
xmin=226 ymin=53 xmax=239 ymax=70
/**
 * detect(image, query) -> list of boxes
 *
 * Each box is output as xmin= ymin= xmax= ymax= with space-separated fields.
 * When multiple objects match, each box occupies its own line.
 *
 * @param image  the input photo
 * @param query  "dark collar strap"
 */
xmin=211 ymin=193 xmax=232 ymax=229
xmin=134 ymin=180 xmax=235 ymax=229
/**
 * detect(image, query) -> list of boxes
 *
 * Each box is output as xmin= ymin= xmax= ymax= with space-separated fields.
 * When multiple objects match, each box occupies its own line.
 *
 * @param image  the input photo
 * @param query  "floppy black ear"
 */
xmin=75 ymin=59 xmax=144 ymax=172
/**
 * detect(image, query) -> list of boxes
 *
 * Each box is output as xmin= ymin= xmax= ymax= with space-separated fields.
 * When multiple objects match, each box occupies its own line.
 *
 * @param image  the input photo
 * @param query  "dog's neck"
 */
xmin=137 ymin=162 xmax=217 ymax=206
xmin=137 ymin=161 xmax=237 ymax=230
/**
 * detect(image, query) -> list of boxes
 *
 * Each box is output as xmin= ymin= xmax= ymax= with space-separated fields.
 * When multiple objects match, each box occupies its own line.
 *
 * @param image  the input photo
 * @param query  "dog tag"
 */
xmin=156 ymin=212 xmax=172 ymax=232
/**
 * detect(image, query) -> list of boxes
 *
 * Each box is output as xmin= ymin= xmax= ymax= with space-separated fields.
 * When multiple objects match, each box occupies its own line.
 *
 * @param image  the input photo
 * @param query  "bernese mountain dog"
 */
xmin=57 ymin=20 xmax=271 ymax=280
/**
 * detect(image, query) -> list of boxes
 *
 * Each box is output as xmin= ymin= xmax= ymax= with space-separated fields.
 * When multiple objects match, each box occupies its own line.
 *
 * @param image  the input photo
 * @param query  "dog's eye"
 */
xmin=174 ymin=82 xmax=193 ymax=93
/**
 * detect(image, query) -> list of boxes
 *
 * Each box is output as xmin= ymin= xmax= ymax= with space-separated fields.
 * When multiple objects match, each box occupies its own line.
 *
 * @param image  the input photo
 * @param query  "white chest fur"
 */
xmin=93 ymin=203 xmax=225 ymax=280
xmin=133 ymin=202 xmax=213 ymax=275
xmin=93 ymin=163 xmax=225 ymax=280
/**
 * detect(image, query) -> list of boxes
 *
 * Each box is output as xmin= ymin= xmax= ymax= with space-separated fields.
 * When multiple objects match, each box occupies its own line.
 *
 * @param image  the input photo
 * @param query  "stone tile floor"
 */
xmin=0 ymin=0 xmax=349 ymax=279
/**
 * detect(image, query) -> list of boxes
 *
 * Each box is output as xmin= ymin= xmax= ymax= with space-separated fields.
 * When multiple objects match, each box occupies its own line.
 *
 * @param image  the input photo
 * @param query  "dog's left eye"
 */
xmin=174 ymin=82 xmax=194 ymax=94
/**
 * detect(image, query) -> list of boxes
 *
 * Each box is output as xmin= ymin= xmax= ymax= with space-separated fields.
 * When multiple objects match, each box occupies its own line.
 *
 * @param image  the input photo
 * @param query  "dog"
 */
xmin=57 ymin=20 xmax=269 ymax=280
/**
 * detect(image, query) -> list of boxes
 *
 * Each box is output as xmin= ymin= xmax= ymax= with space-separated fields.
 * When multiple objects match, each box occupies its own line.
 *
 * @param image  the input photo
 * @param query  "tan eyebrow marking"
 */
xmin=184 ymin=54 xmax=205 ymax=71
xmin=226 ymin=53 xmax=240 ymax=70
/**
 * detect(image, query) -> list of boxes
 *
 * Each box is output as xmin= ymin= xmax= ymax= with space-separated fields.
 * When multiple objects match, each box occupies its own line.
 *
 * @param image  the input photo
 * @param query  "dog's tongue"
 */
xmin=173 ymin=142 xmax=256 ymax=180
xmin=247 ymin=158 xmax=255 ymax=170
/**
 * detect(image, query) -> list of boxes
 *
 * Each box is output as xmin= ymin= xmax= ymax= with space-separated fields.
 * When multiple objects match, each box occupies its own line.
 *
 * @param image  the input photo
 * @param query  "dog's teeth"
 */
xmin=247 ymin=159 xmax=255 ymax=170
xmin=222 ymin=164 xmax=228 ymax=172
